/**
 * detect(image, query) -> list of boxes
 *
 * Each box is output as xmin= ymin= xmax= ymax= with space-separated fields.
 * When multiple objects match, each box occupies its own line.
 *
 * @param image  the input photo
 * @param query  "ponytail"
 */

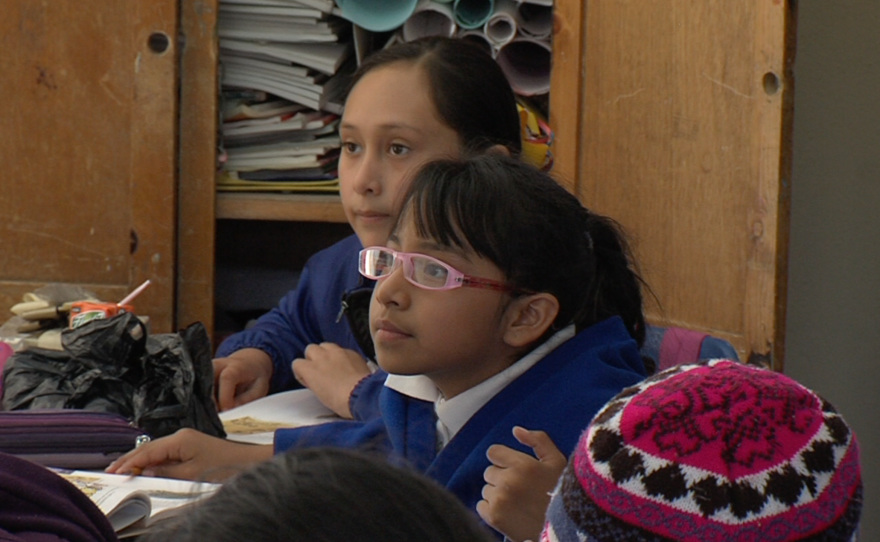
xmin=576 ymin=213 xmax=647 ymax=346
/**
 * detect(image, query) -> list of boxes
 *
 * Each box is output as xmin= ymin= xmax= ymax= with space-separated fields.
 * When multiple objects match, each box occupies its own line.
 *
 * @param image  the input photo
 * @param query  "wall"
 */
xmin=785 ymin=1 xmax=880 ymax=539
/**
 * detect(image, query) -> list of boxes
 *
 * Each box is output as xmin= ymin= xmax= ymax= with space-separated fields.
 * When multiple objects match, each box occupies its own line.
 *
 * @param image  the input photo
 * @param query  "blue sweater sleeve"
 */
xmin=215 ymin=235 xmax=366 ymax=393
xmin=349 ymin=370 xmax=387 ymax=421
xmin=273 ymin=417 xmax=391 ymax=455
xmin=216 ymin=266 xmax=321 ymax=392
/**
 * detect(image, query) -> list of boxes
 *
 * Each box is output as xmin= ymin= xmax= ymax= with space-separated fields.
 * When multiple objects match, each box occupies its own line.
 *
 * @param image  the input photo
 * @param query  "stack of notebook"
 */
xmin=218 ymin=0 xmax=354 ymax=192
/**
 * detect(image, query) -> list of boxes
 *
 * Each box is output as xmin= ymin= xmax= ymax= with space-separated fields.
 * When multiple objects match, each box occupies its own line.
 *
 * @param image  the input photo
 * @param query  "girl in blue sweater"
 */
xmin=109 ymin=155 xmax=647 ymax=538
xmin=212 ymin=37 xmax=525 ymax=419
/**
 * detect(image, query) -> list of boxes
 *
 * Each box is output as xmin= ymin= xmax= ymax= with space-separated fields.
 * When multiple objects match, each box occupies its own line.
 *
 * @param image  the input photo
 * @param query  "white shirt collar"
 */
xmin=384 ymin=326 xmax=576 ymax=447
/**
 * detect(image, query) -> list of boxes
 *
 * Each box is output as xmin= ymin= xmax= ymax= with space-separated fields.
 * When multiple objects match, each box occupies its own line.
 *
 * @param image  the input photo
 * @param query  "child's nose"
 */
xmin=373 ymin=262 xmax=409 ymax=308
xmin=350 ymin=150 xmax=383 ymax=196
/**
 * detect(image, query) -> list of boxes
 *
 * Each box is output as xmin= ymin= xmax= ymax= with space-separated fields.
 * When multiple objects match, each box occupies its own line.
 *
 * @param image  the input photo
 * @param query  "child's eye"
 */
xmin=414 ymin=259 xmax=449 ymax=287
xmin=423 ymin=263 xmax=447 ymax=279
xmin=389 ymin=143 xmax=410 ymax=156
xmin=343 ymin=141 xmax=361 ymax=154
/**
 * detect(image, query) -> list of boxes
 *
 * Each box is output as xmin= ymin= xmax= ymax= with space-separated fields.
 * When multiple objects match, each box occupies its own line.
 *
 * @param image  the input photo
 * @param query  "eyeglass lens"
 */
xmin=362 ymin=248 xmax=453 ymax=289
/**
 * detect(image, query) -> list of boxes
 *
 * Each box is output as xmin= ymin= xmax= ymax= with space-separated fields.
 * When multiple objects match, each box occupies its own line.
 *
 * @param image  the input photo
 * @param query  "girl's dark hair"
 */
xmin=399 ymin=155 xmax=647 ymax=346
xmin=348 ymin=36 xmax=522 ymax=156
xmin=141 ymin=448 xmax=494 ymax=542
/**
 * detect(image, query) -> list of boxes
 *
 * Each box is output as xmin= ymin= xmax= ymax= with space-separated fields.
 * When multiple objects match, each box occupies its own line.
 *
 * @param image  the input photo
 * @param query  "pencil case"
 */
xmin=0 ymin=409 xmax=149 ymax=469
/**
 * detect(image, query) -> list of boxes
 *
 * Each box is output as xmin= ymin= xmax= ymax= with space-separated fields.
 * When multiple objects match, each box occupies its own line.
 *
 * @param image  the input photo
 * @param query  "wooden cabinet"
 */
xmin=550 ymin=2 xmax=796 ymax=369
xmin=2 ymin=1 xmax=796 ymax=369
xmin=1 ymin=2 xmax=179 ymax=332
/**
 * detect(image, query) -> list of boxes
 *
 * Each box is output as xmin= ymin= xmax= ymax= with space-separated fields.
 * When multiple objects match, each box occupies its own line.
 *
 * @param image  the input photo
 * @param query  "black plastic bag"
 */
xmin=133 ymin=320 xmax=226 ymax=439
xmin=1 ymin=312 xmax=225 ymax=439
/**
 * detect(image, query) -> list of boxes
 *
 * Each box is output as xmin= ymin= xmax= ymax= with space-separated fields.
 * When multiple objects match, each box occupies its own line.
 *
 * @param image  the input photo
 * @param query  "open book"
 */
xmin=220 ymin=388 xmax=340 ymax=445
xmin=55 ymin=469 xmax=220 ymax=538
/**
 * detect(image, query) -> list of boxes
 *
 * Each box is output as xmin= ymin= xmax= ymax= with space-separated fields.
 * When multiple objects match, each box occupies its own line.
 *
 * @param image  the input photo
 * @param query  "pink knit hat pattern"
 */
xmin=541 ymin=359 xmax=862 ymax=542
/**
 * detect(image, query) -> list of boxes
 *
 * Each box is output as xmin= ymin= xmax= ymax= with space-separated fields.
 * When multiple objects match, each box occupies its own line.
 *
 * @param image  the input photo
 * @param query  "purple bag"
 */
xmin=0 ymin=409 xmax=148 ymax=469
xmin=0 ymin=451 xmax=118 ymax=542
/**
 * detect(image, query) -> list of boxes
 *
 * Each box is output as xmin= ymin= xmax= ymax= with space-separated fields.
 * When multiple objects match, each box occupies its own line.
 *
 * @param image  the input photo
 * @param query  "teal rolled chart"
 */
xmin=453 ymin=0 xmax=494 ymax=30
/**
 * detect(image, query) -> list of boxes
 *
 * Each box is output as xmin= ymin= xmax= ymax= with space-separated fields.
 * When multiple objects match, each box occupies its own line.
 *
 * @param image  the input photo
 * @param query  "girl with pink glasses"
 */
xmin=108 ymin=155 xmax=648 ymax=539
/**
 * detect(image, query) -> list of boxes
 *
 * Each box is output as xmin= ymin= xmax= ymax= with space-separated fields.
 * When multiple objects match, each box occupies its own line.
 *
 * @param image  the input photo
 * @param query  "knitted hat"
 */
xmin=542 ymin=359 xmax=862 ymax=542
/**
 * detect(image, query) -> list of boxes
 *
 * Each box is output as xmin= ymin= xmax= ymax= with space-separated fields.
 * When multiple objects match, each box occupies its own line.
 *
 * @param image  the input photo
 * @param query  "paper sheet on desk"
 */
xmin=219 ymin=389 xmax=340 ymax=445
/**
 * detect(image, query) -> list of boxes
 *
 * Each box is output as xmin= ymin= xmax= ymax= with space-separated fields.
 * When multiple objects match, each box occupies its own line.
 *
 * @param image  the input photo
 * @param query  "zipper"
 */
xmin=335 ymin=298 xmax=349 ymax=323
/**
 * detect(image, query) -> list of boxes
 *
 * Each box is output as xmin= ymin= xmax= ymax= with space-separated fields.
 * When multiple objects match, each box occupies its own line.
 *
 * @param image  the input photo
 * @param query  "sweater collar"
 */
xmin=384 ymin=326 xmax=576 ymax=447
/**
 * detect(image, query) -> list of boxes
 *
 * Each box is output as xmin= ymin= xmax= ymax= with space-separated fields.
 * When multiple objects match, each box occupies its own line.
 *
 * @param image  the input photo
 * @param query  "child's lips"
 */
xmin=374 ymin=319 xmax=410 ymax=341
xmin=355 ymin=210 xmax=389 ymax=223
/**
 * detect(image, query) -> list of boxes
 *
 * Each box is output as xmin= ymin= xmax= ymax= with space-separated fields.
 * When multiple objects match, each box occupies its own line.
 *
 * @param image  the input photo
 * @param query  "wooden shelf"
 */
xmin=215 ymin=192 xmax=347 ymax=223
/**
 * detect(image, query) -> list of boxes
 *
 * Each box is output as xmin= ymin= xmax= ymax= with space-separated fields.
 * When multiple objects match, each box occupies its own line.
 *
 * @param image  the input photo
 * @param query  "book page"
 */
xmin=55 ymin=470 xmax=220 ymax=537
xmin=57 ymin=471 xmax=151 ymax=533
xmin=220 ymin=388 xmax=340 ymax=445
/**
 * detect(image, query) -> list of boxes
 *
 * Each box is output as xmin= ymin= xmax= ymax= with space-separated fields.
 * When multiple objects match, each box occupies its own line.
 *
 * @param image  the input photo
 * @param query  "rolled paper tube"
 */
xmin=483 ymin=0 xmax=518 ymax=46
xmin=495 ymin=36 xmax=552 ymax=96
xmin=457 ymin=29 xmax=496 ymax=57
xmin=403 ymin=0 xmax=457 ymax=42
xmin=334 ymin=0 xmax=419 ymax=32
xmin=515 ymin=1 xmax=553 ymax=38
xmin=453 ymin=0 xmax=495 ymax=30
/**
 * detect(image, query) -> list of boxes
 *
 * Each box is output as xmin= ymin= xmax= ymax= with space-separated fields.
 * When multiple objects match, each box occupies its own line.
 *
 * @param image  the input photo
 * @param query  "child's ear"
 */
xmin=485 ymin=143 xmax=511 ymax=157
xmin=502 ymin=293 xmax=560 ymax=348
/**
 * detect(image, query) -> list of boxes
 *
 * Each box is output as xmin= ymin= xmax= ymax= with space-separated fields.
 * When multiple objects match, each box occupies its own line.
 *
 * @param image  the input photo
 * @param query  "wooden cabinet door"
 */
xmin=551 ymin=1 xmax=796 ymax=368
xmin=0 ymin=2 xmax=179 ymax=332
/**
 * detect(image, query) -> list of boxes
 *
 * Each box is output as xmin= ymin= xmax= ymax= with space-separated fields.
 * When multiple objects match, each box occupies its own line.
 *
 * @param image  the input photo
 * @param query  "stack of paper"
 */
xmin=218 ymin=0 xmax=355 ymax=191
xmin=218 ymin=99 xmax=342 ymax=190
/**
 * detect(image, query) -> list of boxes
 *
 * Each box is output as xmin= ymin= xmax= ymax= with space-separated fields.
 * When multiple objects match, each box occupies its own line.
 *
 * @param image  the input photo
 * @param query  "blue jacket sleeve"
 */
xmin=216 ymin=265 xmax=321 ymax=392
xmin=349 ymin=370 xmax=387 ymax=421
xmin=215 ymin=235 xmax=367 ymax=393
xmin=273 ymin=417 xmax=391 ymax=456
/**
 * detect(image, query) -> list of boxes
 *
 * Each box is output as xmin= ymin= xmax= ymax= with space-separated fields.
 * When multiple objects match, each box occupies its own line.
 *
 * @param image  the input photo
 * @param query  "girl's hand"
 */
xmin=292 ymin=342 xmax=371 ymax=419
xmin=213 ymin=348 xmax=274 ymax=411
xmin=105 ymin=428 xmax=274 ymax=482
xmin=477 ymin=427 xmax=568 ymax=542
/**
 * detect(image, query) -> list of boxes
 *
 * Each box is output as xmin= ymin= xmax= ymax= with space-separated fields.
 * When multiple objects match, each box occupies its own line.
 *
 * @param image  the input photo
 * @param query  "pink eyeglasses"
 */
xmin=359 ymin=246 xmax=525 ymax=293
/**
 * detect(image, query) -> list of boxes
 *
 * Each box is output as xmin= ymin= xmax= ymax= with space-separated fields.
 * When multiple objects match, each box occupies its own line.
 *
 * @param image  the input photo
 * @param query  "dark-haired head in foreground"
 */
xmin=142 ymin=447 xmax=494 ymax=542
